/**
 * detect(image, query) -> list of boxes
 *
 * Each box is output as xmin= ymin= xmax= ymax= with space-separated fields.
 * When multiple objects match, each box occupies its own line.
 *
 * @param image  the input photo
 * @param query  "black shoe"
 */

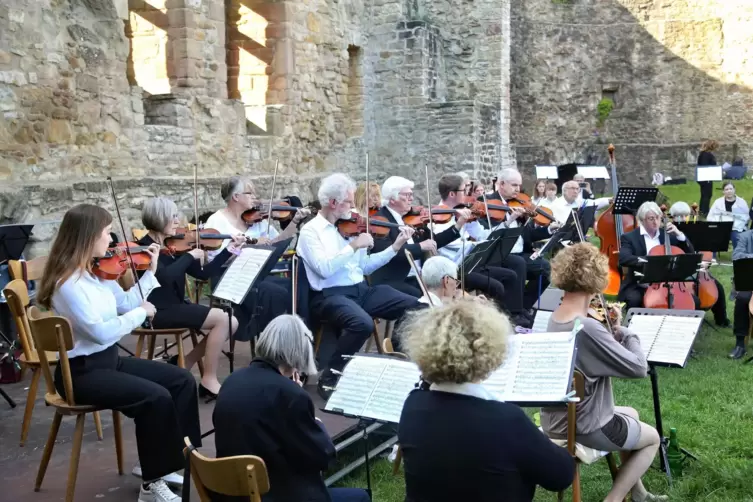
xmin=729 ymin=346 xmax=747 ymax=360
xmin=513 ymin=314 xmax=532 ymax=329
xmin=198 ymin=384 xmax=218 ymax=401
xmin=716 ymin=318 xmax=731 ymax=328
xmin=165 ymin=354 xmax=179 ymax=366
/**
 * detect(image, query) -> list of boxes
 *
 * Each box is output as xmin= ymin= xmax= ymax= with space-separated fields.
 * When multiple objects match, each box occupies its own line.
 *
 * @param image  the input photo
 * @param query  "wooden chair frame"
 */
xmin=27 ymin=307 xmax=123 ymax=502
xmin=184 ymin=437 xmax=270 ymax=502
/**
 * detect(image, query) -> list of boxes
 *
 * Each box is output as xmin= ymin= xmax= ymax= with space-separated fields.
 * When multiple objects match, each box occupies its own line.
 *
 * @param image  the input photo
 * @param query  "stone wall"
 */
xmin=511 ymin=0 xmax=753 ymax=185
xmin=0 ymin=0 xmax=513 ymax=256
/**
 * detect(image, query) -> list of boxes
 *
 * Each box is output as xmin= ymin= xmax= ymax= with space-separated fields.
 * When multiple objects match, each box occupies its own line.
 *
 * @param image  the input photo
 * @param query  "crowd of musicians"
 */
xmin=21 ymin=159 xmax=753 ymax=502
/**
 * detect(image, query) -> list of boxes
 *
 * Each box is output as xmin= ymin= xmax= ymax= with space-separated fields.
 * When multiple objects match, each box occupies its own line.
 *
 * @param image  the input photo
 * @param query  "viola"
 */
xmin=642 ymin=221 xmax=696 ymax=310
xmin=335 ymin=214 xmax=402 ymax=239
xmin=507 ymin=193 xmax=556 ymax=226
xmin=466 ymin=199 xmax=511 ymax=224
xmin=164 ymin=227 xmax=257 ymax=253
xmin=93 ymin=242 xmax=154 ymax=281
xmin=402 ymin=206 xmax=431 ymax=228
xmin=241 ymin=202 xmax=298 ymax=224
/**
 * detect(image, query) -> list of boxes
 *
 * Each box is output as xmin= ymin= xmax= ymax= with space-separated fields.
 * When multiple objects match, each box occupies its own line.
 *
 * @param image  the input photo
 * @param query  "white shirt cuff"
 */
xmin=676 ymin=233 xmax=686 ymax=242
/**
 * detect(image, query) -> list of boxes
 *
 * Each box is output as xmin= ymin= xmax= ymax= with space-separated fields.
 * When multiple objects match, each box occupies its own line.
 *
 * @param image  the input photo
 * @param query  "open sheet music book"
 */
xmin=625 ymin=310 xmax=704 ymax=367
xmin=532 ymin=310 xmax=553 ymax=333
xmin=324 ymin=355 xmax=421 ymax=423
xmin=212 ymin=247 xmax=274 ymax=304
xmin=482 ymin=330 xmax=577 ymax=404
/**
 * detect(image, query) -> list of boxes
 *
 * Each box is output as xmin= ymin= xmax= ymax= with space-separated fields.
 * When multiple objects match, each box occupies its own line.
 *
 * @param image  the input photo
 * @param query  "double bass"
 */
xmin=595 ymin=145 xmax=636 ymax=295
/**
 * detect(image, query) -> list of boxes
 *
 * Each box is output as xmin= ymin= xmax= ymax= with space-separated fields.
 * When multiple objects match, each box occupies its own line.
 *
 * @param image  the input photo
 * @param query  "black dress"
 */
xmin=137 ymin=235 xmax=232 ymax=329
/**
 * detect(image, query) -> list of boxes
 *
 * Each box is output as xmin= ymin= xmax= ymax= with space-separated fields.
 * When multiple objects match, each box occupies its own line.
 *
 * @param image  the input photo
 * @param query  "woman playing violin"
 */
xmin=137 ymin=197 xmax=244 ymax=398
xmin=37 ymin=204 xmax=200 ymax=501
xmin=354 ymin=181 xmax=381 ymax=216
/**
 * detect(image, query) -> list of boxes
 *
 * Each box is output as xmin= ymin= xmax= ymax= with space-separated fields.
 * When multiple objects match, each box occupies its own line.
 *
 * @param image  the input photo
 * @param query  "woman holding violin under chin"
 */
xmin=137 ymin=197 xmax=244 ymax=399
xmin=37 ymin=204 xmax=200 ymax=502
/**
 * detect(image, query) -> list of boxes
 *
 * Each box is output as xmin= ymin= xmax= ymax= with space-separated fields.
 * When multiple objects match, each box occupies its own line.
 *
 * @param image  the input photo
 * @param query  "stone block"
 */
xmin=47 ymin=119 xmax=73 ymax=144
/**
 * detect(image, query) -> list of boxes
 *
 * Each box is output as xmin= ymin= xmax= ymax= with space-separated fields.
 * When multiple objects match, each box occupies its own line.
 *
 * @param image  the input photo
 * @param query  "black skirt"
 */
xmin=152 ymin=303 xmax=211 ymax=330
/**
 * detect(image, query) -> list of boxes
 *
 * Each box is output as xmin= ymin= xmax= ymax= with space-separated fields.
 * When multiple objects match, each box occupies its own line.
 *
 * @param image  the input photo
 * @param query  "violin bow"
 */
xmin=365 ymin=153 xmax=370 ymax=235
xmin=193 ymin=162 xmax=202 ymax=270
xmin=106 ymin=176 xmax=152 ymax=328
xmin=266 ymin=159 xmax=279 ymax=237
xmin=425 ymin=163 xmax=434 ymax=241
xmin=481 ymin=190 xmax=492 ymax=230
xmin=572 ymin=209 xmax=614 ymax=333
xmin=405 ymin=249 xmax=434 ymax=307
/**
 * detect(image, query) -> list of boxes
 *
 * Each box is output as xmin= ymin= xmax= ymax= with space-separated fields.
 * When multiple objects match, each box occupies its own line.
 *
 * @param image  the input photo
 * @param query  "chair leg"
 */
xmin=606 ymin=452 xmax=620 ymax=480
xmin=314 ymin=326 xmax=323 ymax=355
xmin=65 ymin=414 xmax=86 ymax=502
xmin=392 ymin=445 xmax=403 ymax=475
xmin=20 ymin=368 xmax=41 ymax=446
xmin=372 ymin=319 xmax=384 ymax=355
xmin=176 ymin=334 xmax=186 ymax=368
xmin=134 ymin=334 xmax=145 ymax=359
xmin=147 ymin=335 xmax=157 ymax=360
xmin=93 ymin=411 xmax=103 ymax=440
xmin=35 ymin=412 xmax=63 ymax=491
xmin=113 ymin=411 xmax=124 ymax=475
xmin=190 ymin=330 xmax=204 ymax=377
xmin=571 ymin=462 xmax=581 ymax=502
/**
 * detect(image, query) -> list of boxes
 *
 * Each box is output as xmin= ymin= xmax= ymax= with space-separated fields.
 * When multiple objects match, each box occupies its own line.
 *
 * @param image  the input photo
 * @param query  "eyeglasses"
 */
xmin=399 ymin=191 xmax=414 ymax=199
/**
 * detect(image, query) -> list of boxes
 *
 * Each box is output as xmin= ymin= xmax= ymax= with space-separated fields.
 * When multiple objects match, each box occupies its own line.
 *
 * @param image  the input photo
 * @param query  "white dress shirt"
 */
xmin=432 ymin=218 xmax=487 ymax=264
xmin=551 ymin=196 xmax=611 ymax=224
xmin=204 ymin=210 xmax=280 ymax=262
xmin=52 ymin=270 xmax=160 ymax=358
xmin=385 ymin=205 xmax=419 ymax=276
xmin=296 ymin=213 xmax=398 ymax=291
xmin=639 ymin=224 xmax=685 ymax=253
xmin=418 ymin=291 xmax=443 ymax=306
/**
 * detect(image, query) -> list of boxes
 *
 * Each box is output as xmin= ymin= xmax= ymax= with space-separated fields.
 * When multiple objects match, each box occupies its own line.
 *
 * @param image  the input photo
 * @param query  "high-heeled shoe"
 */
xmin=198 ymin=383 xmax=218 ymax=401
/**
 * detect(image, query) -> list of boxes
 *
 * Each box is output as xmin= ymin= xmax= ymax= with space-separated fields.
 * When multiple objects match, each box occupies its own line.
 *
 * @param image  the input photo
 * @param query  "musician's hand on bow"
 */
xmin=550 ymin=221 xmax=562 ymax=231
xmin=420 ymin=239 xmax=437 ymax=254
xmin=393 ymin=227 xmax=416 ymax=250
xmin=145 ymin=243 xmax=161 ymax=274
xmin=509 ymin=207 xmax=526 ymax=222
xmin=291 ymin=370 xmax=303 ymax=387
xmin=188 ymin=248 xmax=206 ymax=265
xmin=255 ymin=237 xmax=272 ymax=246
xmin=455 ymin=208 xmax=473 ymax=227
xmin=350 ymin=233 xmax=374 ymax=250
xmin=665 ymin=222 xmax=682 ymax=236
xmin=227 ymin=234 xmax=247 ymax=253
xmin=292 ymin=208 xmax=311 ymax=224
xmin=141 ymin=300 xmax=157 ymax=319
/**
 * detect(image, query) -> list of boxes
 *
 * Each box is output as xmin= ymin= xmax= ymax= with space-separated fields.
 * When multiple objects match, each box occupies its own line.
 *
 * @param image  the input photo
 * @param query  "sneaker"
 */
xmin=132 ymin=465 xmax=183 ymax=488
xmin=138 ymin=480 xmax=180 ymax=502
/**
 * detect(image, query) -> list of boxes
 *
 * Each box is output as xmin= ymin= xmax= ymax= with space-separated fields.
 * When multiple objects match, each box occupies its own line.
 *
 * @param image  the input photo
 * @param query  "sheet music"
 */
xmin=483 ymin=332 xmax=575 ymax=403
xmin=532 ymin=310 xmax=553 ymax=333
xmin=324 ymin=356 xmax=420 ymax=423
xmin=535 ymin=165 xmax=558 ymax=179
xmin=577 ymin=165 xmax=610 ymax=179
xmin=212 ymin=247 xmax=273 ymax=303
xmin=696 ymin=166 xmax=723 ymax=182
xmin=627 ymin=314 xmax=702 ymax=367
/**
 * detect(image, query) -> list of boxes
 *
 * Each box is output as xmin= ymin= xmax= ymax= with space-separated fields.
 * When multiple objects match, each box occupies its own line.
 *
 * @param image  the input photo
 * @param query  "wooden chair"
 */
xmin=183 ymin=437 xmax=270 ymax=502
xmin=381 ymin=340 xmax=410 ymax=474
xmin=556 ymin=371 xmax=621 ymax=502
xmin=8 ymin=256 xmax=48 ymax=284
xmin=4 ymin=280 xmax=101 ymax=446
xmin=27 ymin=307 xmax=123 ymax=502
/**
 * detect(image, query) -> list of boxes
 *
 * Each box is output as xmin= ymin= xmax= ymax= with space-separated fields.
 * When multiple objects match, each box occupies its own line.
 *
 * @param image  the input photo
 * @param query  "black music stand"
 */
xmin=484 ymin=227 xmax=523 ymax=268
xmin=461 ymin=237 xmax=498 ymax=275
xmin=733 ymin=259 xmax=753 ymax=365
xmin=613 ymin=187 xmax=659 ymax=216
xmin=638 ymin=254 xmax=703 ymax=309
xmin=676 ymin=221 xmax=733 ymax=253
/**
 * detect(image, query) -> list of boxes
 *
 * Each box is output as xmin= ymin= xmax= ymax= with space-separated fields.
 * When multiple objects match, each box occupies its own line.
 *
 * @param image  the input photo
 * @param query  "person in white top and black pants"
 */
xmin=296 ymin=173 xmax=422 ymax=399
xmin=37 ymin=204 xmax=200 ymax=502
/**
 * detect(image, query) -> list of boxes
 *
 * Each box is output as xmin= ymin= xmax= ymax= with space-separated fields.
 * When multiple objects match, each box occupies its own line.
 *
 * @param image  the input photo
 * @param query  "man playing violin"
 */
xmin=617 ymin=202 xmax=694 ymax=311
xmin=368 ymin=176 xmax=467 ymax=297
xmin=203 ymin=176 xmax=309 ymax=343
xmin=430 ymin=173 xmax=530 ymax=326
xmin=296 ymin=173 xmax=421 ymax=399
xmin=483 ymin=168 xmax=556 ymax=312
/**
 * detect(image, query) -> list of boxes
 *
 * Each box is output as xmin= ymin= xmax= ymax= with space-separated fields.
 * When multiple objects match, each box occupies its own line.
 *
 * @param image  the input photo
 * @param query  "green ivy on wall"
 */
xmin=597 ymin=98 xmax=614 ymax=127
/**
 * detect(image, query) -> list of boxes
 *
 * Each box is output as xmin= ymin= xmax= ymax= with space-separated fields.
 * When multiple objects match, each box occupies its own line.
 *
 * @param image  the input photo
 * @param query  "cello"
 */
xmin=595 ymin=144 xmax=636 ymax=296
xmin=642 ymin=214 xmax=696 ymax=310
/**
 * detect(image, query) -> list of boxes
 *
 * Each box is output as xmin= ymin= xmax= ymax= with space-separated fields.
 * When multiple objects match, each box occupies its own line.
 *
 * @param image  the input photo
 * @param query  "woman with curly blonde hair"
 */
xmin=398 ymin=299 xmax=574 ymax=502
xmin=541 ymin=243 xmax=666 ymax=502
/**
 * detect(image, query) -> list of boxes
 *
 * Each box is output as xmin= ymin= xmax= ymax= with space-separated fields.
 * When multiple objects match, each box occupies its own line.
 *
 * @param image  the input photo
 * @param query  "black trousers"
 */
xmin=54 ymin=345 xmax=201 ymax=482
xmin=502 ymin=253 xmax=551 ymax=310
xmin=734 ymin=291 xmax=752 ymax=339
xmin=234 ymin=276 xmax=292 ymax=341
xmin=383 ymin=277 xmax=422 ymax=298
xmin=465 ymin=266 xmax=520 ymax=314
xmin=698 ymin=181 xmax=713 ymax=216
xmin=311 ymin=282 xmax=420 ymax=371
xmin=710 ymin=277 xmax=728 ymax=324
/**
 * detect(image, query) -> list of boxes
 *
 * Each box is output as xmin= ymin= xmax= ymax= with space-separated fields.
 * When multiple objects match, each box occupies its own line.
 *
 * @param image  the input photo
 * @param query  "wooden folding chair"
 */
xmin=27 ymin=307 xmax=123 ymax=502
xmin=3 ymin=280 xmax=103 ymax=446
xmin=183 ymin=437 xmax=270 ymax=502
xmin=8 ymin=256 xmax=48 ymax=285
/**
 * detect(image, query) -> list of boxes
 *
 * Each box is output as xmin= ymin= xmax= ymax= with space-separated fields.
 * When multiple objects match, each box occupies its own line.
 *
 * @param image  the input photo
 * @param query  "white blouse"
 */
xmin=51 ymin=270 xmax=160 ymax=358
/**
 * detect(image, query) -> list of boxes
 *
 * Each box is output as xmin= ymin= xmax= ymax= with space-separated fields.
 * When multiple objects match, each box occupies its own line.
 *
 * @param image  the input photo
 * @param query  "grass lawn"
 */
xmin=332 ymin=179 xmax=753 ymax=501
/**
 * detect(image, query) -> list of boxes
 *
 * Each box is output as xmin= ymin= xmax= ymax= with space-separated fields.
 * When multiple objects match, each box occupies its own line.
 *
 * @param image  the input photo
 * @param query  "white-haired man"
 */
xmin=618 ymin=201 xmax=694 ymax=310
xmin=297 ymin=173 xmax=421 ymax=398
xmin=418 ymin=255 xmax=460 ymax=306
xmin=369 ymin=176 xmax=470 ymax=297
xmin=551 ymin=180 xmax=611 ymax=224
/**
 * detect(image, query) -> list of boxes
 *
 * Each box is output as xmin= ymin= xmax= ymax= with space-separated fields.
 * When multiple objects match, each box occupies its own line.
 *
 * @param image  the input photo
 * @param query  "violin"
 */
xmin=642 ymin=215 xmax=696 ymax=310
xmin=92 ymin=242 xmax=155 ymax=281
xmin=241 ymin=202 xmax=298 ymax=224
xmin=402 ymin=206 xmax=430 ymax=228
xmin=335 ymin=214 xmax=403 ymax=239
xmin=506 ymin=193 xmax=556 ymax=226
xmin=164 ymin=227 xmax=257 ymax=253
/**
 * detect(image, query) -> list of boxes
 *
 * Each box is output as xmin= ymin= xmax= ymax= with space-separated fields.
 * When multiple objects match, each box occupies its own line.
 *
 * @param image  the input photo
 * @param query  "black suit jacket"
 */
xmin=477 ymin=192 xmax=551 ymax=254
xmin=213 ymin=359 xmax=335 ymax=502
xmin=368 ymin=206 xmax=460 ymax=285
xmin=399 ymin=389 xmax=575 ymax=502
xmin=617 ymin=227 xmax=695 ymax=295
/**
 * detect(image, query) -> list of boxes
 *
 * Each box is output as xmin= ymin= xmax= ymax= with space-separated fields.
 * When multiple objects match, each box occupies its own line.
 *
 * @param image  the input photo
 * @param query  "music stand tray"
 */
xmin=677 ymin=221 xmax=732 ymax=253
xmin=0 ymin=224 xmax=34 ymax=264
xmin=613 ymin=187 xmax=658 ymax=215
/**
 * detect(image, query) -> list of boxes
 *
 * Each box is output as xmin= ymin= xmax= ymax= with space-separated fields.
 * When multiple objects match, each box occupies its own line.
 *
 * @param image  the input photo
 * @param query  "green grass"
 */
xmin=331 ymin=179 xmax=753 ymax=501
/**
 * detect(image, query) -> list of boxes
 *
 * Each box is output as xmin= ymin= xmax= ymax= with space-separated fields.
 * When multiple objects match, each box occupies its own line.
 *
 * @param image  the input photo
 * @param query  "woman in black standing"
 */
xmin=698 ymin=140 xmax=719 ymax=216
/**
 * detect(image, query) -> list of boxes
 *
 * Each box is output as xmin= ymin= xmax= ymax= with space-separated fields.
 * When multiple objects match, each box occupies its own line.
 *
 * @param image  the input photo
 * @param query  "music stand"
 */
xmin=461 ymin=237 xmax=498 ymax=275
xmin=639 ymin=253 xmax=702 ymax=300
xmin=676 ymin=221 xmax=733 ymax=253
xmin=484 ymin=227 xmax=523 ymax=268
xmin=613 ymin=187 xmax=659 ymax=216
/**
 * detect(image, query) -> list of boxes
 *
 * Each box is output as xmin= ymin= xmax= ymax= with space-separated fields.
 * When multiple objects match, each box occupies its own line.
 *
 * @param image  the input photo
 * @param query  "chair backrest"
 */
xmin=28 ymin=307 xmax=75 ymax=405
xmin=184 ymin=437 xmax=270 ymax=502
xmin=3 ymin=279 xmax=35 ymax=360
xmin=8 ymin=256 xmax=48 ymax=283
xmin=382 ymin=338 xmax=410 ymax=361
xmin=132 ymin=228 xmax=148 ymax=241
